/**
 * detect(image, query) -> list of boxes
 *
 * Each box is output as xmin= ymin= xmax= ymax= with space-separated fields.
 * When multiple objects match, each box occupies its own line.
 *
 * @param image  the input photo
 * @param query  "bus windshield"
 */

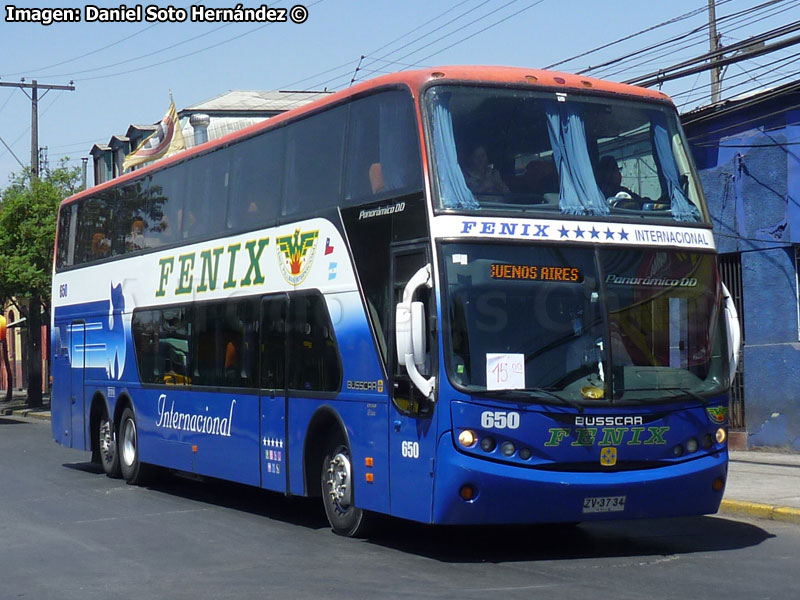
xmin=441 ymin=243 xmax=726 ymax=404
xmin=425 ymin=85 xmax=706 ymax=223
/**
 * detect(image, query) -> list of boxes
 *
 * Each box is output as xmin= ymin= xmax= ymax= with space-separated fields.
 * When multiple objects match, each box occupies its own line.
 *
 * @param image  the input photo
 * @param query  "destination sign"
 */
xmin=490 ymin=263 xmax=582 ymax=282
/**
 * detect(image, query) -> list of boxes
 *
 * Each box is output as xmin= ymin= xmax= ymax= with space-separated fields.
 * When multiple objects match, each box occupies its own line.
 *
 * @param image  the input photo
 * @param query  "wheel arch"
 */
xmin=303 ymin=405 xmax=349 ymax=498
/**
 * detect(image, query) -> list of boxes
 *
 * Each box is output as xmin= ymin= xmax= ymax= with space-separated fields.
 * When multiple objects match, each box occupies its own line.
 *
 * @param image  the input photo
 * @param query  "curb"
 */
xmin=720 ymin=499 xmax=800 ymax=525
xmin=0 ymin=407 xmax=51 ymax=421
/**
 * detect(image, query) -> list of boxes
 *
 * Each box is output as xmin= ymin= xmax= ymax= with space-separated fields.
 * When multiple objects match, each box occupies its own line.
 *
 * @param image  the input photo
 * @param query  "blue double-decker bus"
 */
xmin=51 ymin=66 xmax=740 ymax=536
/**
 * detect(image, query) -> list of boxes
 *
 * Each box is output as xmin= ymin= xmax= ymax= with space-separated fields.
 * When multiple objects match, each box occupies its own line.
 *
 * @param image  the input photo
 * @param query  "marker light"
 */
xmin=501 ymin=442 xmax=516 ymax=457
xmin=673 ymin=445 xmax=684 ymax=457
xmin=459 ymin=484 xmax=476 ymax=501
xmin=480 ymin=437 xmax=496 ymax=452
xmin=712 ymin=477 xmax=725 ymax=492
xmin=519 ymin=448 xmax=532 ymax=460
xmin=702 ymin=434 xmax=714 ymax=449
xmin=458 ymin=430 xmax=478 ymax=448
xmin=716 ymin=428 xmax=727 ymax=444
xmin=686 ymin=438 xmax=699 ymax=454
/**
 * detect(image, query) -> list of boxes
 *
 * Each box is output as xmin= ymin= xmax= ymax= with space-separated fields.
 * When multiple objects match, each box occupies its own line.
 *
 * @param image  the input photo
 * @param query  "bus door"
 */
xmin=69 ymin=321 xmax=86 ymax=449
xmin=388 ymin=246 xmax=437 ymax=522
xmin=259 ymin=294 xmax=289 ymax=493
xmin=50 ymin=321 xmax=72 ymax=446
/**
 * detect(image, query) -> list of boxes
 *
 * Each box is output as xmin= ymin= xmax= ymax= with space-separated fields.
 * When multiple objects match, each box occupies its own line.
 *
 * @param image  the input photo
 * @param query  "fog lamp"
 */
xmin=702 ymin=434 xmax=714 ymax=449
xmin=459 ymin=484 xmax=476 ymax=501
xmin=480 ymin=437 xmax=497 ymax=452
xmin=715 ymin=428 xmax=727 ymax=444
xmin=519 ymin=448 xmax=532 ymax=460
xmin=673 ymin=445 xmax=684 ymax=457
xmin=458 ymin=429 xmax=477 ymax=448
xmin=686 ymin=438 xmax=699 ymax=453
xmin=501 ymin=441 xmax=516 ymax=457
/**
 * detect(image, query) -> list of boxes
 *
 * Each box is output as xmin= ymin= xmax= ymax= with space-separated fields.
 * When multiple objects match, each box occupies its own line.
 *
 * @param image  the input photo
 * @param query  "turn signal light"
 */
xmin=712 ymin=477 xmax=725 ymax=492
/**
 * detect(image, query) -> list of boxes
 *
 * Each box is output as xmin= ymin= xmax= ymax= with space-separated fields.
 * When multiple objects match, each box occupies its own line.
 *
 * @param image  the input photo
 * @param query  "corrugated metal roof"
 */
xmin=182 ymin=89 xmax=330 ymax=113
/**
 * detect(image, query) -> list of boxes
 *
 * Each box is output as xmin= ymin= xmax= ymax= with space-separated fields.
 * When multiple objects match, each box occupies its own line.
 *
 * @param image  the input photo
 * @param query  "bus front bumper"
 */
xmin=431 ymin=439 xmax=728 ymax=525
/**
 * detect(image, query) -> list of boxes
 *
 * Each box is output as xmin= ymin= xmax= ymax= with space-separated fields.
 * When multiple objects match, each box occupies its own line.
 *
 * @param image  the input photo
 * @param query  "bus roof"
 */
xmin=62 ymin=65 xmax=672 ymax=206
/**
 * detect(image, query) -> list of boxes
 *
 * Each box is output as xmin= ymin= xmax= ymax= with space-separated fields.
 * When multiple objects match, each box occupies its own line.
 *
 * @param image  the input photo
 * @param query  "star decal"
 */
xmin=574 ymin=226 xmax=584 ymax=238
xmin=590 ymin=227 xmax=600 ymax=239
xmin=618 ymin=228 xmax=629 ymax=241
xmin=559 ymin=226 xmax=570 ymax=238
xmin=604 ymin=227 xmax=615 ymax=240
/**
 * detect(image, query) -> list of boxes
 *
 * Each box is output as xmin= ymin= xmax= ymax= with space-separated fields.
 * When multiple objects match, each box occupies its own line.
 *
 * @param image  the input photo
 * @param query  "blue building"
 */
xmin=682 ymin=80 xmax=800 ymax=451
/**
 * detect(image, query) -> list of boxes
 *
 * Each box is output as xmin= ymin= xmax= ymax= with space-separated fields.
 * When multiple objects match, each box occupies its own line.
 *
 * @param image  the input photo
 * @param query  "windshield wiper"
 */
xmin=471 ymin=387 xmax=584 ymax=412
xmin=616 ymin=386 xmax=709 ymax=404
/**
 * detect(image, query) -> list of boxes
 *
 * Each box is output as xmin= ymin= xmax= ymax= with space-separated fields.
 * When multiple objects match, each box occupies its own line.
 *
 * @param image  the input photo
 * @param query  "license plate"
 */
xmin=583 ymin=495 xmax=626 ymax=513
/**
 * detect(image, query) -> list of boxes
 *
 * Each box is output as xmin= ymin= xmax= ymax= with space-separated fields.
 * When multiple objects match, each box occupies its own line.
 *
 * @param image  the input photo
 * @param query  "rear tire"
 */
xmin=119 ymin=407 xmax=152 ymax=485
xmin=321 ymin=435 xmax=372 ymax=537
xmin=97 ymin=410 xmax=121 ymax=478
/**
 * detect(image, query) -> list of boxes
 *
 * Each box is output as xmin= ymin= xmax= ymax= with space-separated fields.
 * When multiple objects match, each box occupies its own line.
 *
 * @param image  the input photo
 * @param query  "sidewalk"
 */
xmin=0 ymin=393 xmax=50 ymax=421
xmin=722 ymin=450 xmax=800 ymax=525
xmin=1 ymin=396 xmax=797 ymax=525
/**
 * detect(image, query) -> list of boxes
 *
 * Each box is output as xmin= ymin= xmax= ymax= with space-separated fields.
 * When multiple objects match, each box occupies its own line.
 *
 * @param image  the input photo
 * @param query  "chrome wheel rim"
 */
xmin=99 ymin=419 xmax=116 ymax=465
xmin=326 ymin=450 xmax=352 ymax=512
xmin=121 ymin=418 xmax=137 ymax=467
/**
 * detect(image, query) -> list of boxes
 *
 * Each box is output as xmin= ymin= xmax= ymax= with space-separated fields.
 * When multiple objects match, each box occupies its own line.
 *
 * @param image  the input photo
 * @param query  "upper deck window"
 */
xmin=425 ymin=85 xmax=706 ymax=224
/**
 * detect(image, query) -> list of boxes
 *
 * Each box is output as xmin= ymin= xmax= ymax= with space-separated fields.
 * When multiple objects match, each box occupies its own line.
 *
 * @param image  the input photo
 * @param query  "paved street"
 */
xmin=1 ymin=415 xmax=799 ymax=600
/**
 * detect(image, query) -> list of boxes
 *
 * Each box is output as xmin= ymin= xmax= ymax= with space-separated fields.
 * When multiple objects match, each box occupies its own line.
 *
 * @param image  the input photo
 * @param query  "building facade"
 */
xmin=682 ymin=81 xmax=800 ymax=450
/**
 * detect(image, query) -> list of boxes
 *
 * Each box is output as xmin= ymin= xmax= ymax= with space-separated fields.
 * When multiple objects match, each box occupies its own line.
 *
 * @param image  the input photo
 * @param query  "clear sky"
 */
xmin=1 ymin=0 xmax=797 ymax=188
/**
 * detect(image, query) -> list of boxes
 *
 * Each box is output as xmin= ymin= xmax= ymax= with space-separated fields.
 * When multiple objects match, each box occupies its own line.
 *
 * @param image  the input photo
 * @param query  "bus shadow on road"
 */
xmin=365 ymin=515 xmax=775 ymax=562
xmin=58 ymin=461 xmax=775 ymax=559
xmin=62 ymin=462 xmax=331 ymax=531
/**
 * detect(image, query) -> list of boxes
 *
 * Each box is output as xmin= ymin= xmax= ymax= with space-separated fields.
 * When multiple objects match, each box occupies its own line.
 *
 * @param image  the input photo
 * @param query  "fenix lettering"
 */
xmin=460 ymin=220 xmax=550 ymax=237
xmin=156 ymin=237 xmax=269 ymax=297
xmin=545 ymin=426 xmax=670 ymax=447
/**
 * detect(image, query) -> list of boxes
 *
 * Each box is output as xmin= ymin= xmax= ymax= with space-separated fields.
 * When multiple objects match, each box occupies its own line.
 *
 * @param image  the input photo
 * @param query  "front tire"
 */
xmin=119 ymin=407 xmax=151 ymax=485
xmin=97 ymin=411 xmax=121 ymax=478
xmin=321 ymin=436 xmax=371 ymax=537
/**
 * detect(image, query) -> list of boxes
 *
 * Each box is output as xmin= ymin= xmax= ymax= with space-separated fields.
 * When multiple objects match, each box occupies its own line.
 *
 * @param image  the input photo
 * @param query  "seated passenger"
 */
xmin=596 ymin=156 xmax=642 ymax=208
xmin=91 ymin=232 xmax=111 ymax=258
xmin=462 ymin=145 xmax=509 ymax=195
xmin=127 ymin=219 xmax=146 ymax=251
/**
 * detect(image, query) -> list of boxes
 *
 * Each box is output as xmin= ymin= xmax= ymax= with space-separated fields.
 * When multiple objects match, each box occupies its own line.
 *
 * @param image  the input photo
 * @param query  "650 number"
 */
xmin=480 ymin=411 xmax=520 ymax=429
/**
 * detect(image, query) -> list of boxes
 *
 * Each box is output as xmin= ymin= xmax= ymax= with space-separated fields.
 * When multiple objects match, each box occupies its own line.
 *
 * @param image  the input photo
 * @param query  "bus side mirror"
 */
xmin=721 ymin=283 xmax=741 ymax=385
xmin=395 ymin=264 xmax=435 ymax=401
xmin=396 ymin=301 xmax=427 ymax=368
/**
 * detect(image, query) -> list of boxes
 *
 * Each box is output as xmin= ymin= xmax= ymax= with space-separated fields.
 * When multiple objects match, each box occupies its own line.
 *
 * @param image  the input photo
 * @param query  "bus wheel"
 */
xmin=119 ymin=407 xmax=151 ymax=485
xmin=321 ymin=437 xmax=371 ymax=537
xmin=98 ymin=411 xmax=121 ymax=478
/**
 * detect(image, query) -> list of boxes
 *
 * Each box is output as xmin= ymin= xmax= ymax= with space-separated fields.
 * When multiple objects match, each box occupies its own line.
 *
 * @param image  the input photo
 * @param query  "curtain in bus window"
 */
xmin=544 ymin=102 xmax=609 ymax=216
xmin=651 ymin=112 xmax=698 ymax=222
xmin=431 ymin=92 xmax=479 ymax=210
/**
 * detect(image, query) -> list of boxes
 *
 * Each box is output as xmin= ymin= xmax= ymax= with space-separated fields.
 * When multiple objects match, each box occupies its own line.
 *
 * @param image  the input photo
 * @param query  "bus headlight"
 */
xmin=458 ymin=430 xmax=477 ymax=448
xmin=716 ymin=428 xmax=727 ymax=444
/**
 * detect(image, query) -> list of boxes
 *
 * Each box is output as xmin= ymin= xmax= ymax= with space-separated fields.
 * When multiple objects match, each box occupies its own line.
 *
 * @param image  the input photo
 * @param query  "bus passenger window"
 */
xmin=287 ymin=293 xmax=341 ymax=392
xmin=227 ymin=131 xmax=283 ymax=231
xmin=343 ymin=90 xmax=422 ymax=205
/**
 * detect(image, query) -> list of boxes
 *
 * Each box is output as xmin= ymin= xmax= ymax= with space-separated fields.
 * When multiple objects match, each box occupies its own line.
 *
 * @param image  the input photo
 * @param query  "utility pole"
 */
xmin=0 ymin=78 xmax=74 ymax=407
xmin=708 ymin=0 xmax=722 ymax=103
xmin=0 ymin=79 xmax=75 ymax=178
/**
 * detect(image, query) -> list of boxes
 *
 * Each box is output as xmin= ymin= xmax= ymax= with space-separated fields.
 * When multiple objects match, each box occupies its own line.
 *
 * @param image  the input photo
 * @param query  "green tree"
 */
xmin=0 ymin=161 xmax=82 ymax=407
